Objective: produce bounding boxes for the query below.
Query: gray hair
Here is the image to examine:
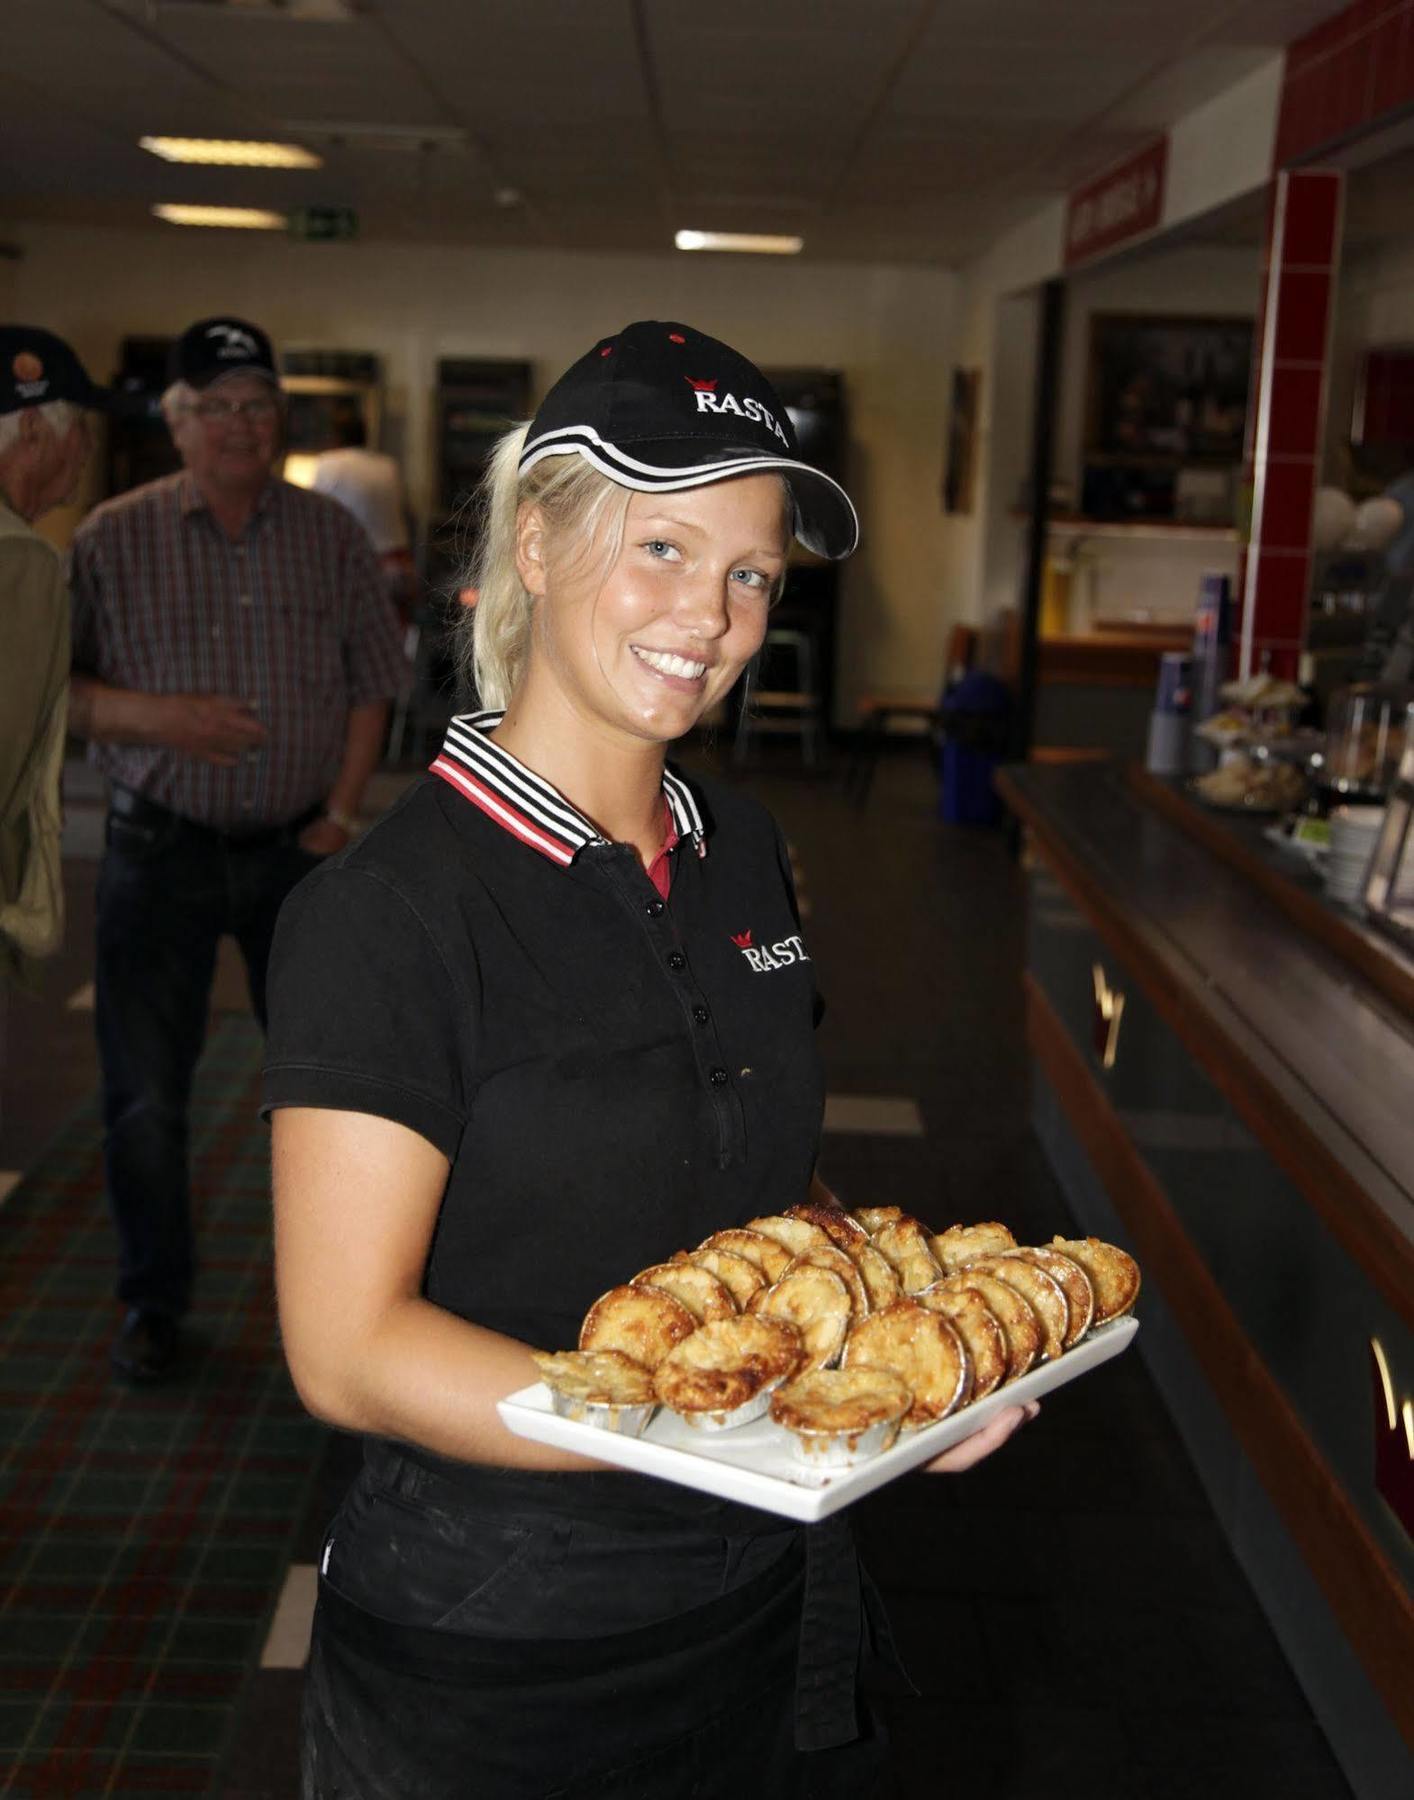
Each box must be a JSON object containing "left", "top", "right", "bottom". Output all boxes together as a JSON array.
[{"left": 0, "top": 398, "right": 81, "bottom": 458}]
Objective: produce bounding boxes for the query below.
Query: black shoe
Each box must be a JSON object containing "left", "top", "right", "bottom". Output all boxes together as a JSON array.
[{"left": 111, "top": 1308, "right": 182, "bottom": 1384}]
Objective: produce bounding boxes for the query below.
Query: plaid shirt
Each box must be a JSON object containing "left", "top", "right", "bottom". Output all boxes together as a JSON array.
[{"left": 70, "top": 472, "right": 405, "bottom": 829}]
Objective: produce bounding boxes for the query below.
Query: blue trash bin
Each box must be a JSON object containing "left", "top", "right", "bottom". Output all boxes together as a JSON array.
[{"left": 939, "top": 672, "right": 1010, "bottom": 825}]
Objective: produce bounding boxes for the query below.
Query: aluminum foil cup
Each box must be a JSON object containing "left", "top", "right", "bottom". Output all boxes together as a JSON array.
[
  {"left": 547, "top": 1387, "right": 656, "bottom": 1437},
  {"left": 782, "top": 1410, "right": 905, "bottom": 1484},
  {"left": 672, "top": 1374, "right": 788, "bottom": 1433}
]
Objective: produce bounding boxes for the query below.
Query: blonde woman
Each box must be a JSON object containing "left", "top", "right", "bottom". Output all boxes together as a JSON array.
[{"left": 264, "top": 323, "right": 1033, "bottom": 1798}]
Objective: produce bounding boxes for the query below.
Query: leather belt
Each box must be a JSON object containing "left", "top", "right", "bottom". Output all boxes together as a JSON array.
[{"left": 109, "top": 784, "right": 321, "bottom": 851}]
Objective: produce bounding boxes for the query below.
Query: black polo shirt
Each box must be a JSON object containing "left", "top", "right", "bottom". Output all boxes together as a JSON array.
[{"left": 261, "top": 713, "right": 824, "bottom": 1351}]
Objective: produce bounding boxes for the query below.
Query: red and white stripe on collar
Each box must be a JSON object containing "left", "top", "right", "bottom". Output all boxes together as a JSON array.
[{"left": 430, "top": 710, "right": 707, "bottom": 868}]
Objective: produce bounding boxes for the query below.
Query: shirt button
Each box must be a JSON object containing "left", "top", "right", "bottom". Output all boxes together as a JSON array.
[
  {"left": 709, "top": 1066, "right": 729, "bottom": 1087},
  {"left": 211, "top": 625, "right": 221, "bottom": 638},
  {"left": 645, "top": 899, "right": 665, "bottom": 917},
  {"left": 692, "top": 1004, "right": 709, "bottom": 1025},
  {"left": 238, "top": 593, "right": 253, "bottom": 607},
  {"left": 667, "top": 951, "right": 687, "bottom": 972}
]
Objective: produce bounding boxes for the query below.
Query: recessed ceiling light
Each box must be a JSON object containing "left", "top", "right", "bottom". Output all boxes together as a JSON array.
[
  {"left": 675, "top": 230, "right": 803, "bottom": 255},
  {"left": 152, "top": 204, "right": 288, "bottom": 230},
  {"left": 141, "top": 137, "right": 321, "bottom": 169}
]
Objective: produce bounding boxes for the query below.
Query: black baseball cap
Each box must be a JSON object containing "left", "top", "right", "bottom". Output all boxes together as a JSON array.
[
  {"left": 520, "top": 321, "right": 858, "bottom": 559},
  {"left": 168, "top": 316, "right": 278, "bottom": 390},
  {"left": 0, "top": 326, "right": 109, "bottom": 417}
]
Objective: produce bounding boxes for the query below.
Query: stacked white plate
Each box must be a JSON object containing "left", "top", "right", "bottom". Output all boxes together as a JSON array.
[{"left": 1324, "top": 805, "right": 1385, "bottom": 905}]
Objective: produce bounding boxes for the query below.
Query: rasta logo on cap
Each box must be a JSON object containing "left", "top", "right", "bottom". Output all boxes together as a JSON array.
[{"left": 12, "top": 352, "right": 44, "bottom": 384}]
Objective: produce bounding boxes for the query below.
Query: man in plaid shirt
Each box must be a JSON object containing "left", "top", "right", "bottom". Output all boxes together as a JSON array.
[{"left": 69, "top": 316, "right": 405, "bottom": 1384}]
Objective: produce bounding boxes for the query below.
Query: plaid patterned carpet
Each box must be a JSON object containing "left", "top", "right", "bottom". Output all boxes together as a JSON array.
[{"left": 0, "top": 1018, "right": 324, "bottom": 1799}]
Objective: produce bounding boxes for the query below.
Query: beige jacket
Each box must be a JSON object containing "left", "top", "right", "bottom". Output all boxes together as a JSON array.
[{"left": 0, "top": 498, "right": 69, "bottom": 989}]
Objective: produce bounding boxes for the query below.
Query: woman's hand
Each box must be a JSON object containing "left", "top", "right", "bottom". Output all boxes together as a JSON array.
[{"left": 920, "top": 1400, "right": 1039, "bottom": 1473}]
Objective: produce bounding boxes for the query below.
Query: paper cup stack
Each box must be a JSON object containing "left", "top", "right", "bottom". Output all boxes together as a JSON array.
[{"left": 1323, "top": 806, "right": 1384, "bottom": 906}]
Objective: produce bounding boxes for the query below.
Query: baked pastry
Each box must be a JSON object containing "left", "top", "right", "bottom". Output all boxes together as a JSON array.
[
  {"left": 687, "top": 1245, "right": 767, "bottom": 1308},
  {"left": 785, "top": 1201, "right": 872, "bottom": 1251},
  {"left": 749, "top": 1262, "right": 852, "bottom": 1371},
  {"left": 844, "top": 1238, "right": 902, "bottom": 1310},
  {"left": 530, "top": 1349, "right": 657, "bottom": 1433},
  {"left": 928, "top": 1221, "right": 1017, "bottom": 1271},
  {"left": 653, "top": 1315, "right": 802, "bottom": 1427},
  {"left": 697, "top": 1227, "right": 793, "bottom": 1283},
  {"left": 1048, "top": 1235, "right": 1141, "bottom": 1324},
  {"left": 962, "top": 1256, "right": 1067, "bottom": 1361},
  {"left": 1005, "top": 1247, "right": 1094, "bottom": 1347},
  {"left": 579, "top": 1283, "right": 697, "bottom": 1369},
  {"left": 745, "top": 1213, "right": 838, "bottom": 1260},
  {"left": 842, "top": 1299, "right": 968, "bottom": 1426},
  {"left": 770, "top": 1367, "right": 911, "bottom": 1473},
  {"left": 849, "top": 1205, "right": 905, "bottom": 1235},
  {"left": 933, "top": 1270, "right": 1040, "bottom": 1383},
  {"left": 915, "top": 1284, "right": 1007, "bottom": 1400},
  {"left": 871, "top": 1218, "right": 943, "bottom": 1294},
  {"left": 794, "top": 1241, "right": 870, "bottom": 1320},
  {"left": 631, "top": 1260, "right": 736, "bottom": 1322}
]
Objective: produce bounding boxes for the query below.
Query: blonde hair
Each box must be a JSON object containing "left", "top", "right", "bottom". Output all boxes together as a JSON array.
[{"left": 460, "top": 426, "right": 635, "bottom": 710}]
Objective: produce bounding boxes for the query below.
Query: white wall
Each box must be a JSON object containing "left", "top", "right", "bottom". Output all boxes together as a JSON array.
[{"left": 2, "top": 221, "right": 958, "bottom": 723}]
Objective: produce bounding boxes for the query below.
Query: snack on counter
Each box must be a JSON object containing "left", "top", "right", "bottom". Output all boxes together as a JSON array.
[
  {"left": 579, "top": 1283, "right": 697, "bottom": 1369},
  {"left": 530, "top": 1349, "right": 658, "bottom": 1436},
  {"left": 1193, "top": 754, "right": 1307, "bottom": 813},
  {"left": 652, "top": 1315, "right": 802, "bottom": 1429},
  {"left": 770, "top": 1367, "right": 912, "bottom": 1475},
  {"left": 534, "top": 1204, "right": 1141, "bottom": 1471}
]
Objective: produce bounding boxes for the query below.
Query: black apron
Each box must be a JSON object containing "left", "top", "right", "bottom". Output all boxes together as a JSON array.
[{"left": 303, "top": 1440, "right": 909, "bottom": 1798}]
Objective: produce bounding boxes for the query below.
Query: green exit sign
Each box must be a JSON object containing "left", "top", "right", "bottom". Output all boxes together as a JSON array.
[{"left": 288, "top": 205, "right": 358, "bottom": 242}]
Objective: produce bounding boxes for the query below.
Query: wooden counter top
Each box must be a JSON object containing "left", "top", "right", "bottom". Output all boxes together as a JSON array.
[{"left": 997, "top": 761, "right": 1414, "bottom": 1324}]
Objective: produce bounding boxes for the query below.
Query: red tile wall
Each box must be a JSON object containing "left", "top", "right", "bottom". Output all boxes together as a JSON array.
[
  {"left": 1240, "top": 170, "right": 1344, "bottom": 681},
  {"left": 1276, "top": 0, "right": 1414, "bottom": 166}
]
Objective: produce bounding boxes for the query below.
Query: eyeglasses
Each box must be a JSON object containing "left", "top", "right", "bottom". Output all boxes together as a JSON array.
[{"left": 189, "top": 395, "right": 280, "bottom": 423}]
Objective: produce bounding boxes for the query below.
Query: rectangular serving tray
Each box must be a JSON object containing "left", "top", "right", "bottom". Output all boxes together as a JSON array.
[{"left": 499, "top": 1314, "right": 1138, "bottom": 1523}]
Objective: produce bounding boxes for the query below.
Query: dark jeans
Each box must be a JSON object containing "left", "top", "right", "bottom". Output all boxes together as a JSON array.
[{"left": 95, "top": 795, "right": 321, "bottom": 1318}]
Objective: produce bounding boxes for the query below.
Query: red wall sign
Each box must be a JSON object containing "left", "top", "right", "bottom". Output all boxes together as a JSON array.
[{"left": 1064, "top": 137, "right": 1168, "bottom": 268}]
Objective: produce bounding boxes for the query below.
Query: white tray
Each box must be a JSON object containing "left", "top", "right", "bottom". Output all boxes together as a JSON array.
[{"left": 498, "top": 1315, "right": 1138, "bottom": 1523}]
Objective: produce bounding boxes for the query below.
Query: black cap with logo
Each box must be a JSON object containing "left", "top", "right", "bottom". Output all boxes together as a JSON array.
[
  {"left": 167, "top": 316, "right": 278, "bottom": 390},
  {"left": 0, "top": 326, "right": 109, "bottom": 417},
  {"left": 520, "top": 321, "right": 858, "bottom": 559}
]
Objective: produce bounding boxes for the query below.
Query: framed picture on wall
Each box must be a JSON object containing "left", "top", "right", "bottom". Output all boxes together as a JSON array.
[
  {"left": 1085, "top": 313, "right": 1252, "bottom": 465},
  {"left": 944, "top": 366, "right": 981, "bottom": 514}
]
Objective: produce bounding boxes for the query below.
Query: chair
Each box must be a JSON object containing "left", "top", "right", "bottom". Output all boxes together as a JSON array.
[
  {"left": 732, "top": 626, "right": 825, "bottom": 770},
  {"left": 848, "top": 622, "right": 977, "bottom": 802}
]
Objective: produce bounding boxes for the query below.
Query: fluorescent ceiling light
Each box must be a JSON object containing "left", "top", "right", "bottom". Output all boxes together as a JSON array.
[
  {"left": 152, "top": 204, "right": 288, "bottom": 230},
  {"left": 675, "top": 230, "right": 803, "bottom": 255},
  {"left": 141, "top": 136, "right": 321, "bottom": 169}
]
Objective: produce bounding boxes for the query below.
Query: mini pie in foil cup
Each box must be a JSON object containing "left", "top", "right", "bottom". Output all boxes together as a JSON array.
[
  {"left": 770, "top": 1367, "right": 911, "bottom": 1480},
  {"left": 531, "top": 1349, "right": 657, "bottom": 1437}
]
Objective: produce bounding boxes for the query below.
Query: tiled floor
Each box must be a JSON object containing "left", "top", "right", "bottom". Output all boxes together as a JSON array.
[{"left": 1, "top": 748, "right": 1360, "bottom": 1800}]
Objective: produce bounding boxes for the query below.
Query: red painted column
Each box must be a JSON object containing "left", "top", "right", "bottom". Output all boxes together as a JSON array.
[{"left": 1240, "top": 168, "right": 1343, "bottom": 681}]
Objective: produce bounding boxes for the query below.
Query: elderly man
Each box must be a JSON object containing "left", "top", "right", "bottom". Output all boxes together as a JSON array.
[
  {"left": 69, "top": 316, "right": 405, "bottom": 1383},
  {"left": 0, "top": 326, "right": 104, "bottom": 992}
]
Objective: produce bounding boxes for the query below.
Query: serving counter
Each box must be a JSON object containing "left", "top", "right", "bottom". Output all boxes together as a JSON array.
[{"left": 996, "top": 760, "right": 1414, "bottom": 1800}]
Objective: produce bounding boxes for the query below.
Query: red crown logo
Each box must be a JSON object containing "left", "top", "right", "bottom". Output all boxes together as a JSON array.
[
  {"left": 686, "top": 377, "right": 718, "bottom": 392},
  {"left": 730, "top": 930, "right": 752, "bottom": 949}
]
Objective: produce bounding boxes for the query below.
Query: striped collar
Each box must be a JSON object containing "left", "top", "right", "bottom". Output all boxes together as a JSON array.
[{"left": 430, "top": 710, "right": 707, "bottom": 870}]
